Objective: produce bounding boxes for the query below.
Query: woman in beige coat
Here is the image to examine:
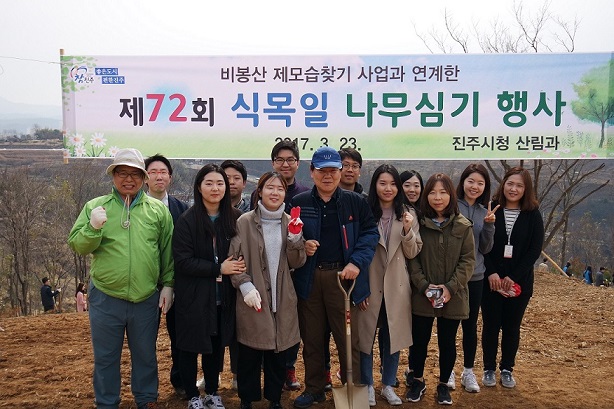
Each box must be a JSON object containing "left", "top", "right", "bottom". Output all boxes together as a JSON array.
[
  {"left": 357, "top": 164, "right": 422, "bottom": 406},
  {"left": 228, "top": 172, "right": 307, "bottom": 409}
]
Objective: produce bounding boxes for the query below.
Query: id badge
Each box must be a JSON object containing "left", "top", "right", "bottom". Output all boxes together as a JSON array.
[{"left": 504, "top": 245, "right": 514, "bottom": 258}]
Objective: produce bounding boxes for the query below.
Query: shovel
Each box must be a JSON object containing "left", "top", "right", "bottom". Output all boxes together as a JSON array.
[{"left": 332, "top": 272, "right": 369, "bottom": 409}]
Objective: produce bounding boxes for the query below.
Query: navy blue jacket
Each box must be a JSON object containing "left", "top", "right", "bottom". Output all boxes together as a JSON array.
[
  {"left": 168, "top": 195, "right": 189, "bottom": 224},
  {"left": 290, "top": 186, "right": 379, "bottom": 304}
]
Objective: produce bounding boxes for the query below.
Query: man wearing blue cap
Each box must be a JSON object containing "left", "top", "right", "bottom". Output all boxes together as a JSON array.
[{"left": 290, "top": 147, "right": 379, "bottom": 408}]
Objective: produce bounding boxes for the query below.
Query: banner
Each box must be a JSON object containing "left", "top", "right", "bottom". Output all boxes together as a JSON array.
[{"left": 61, "top": 53, "right": 613, "bottom": 159}]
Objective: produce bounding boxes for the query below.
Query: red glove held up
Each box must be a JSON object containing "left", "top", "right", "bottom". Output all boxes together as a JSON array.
[{"left": 289, "top": 206, "right": 303, "bottom": 234}]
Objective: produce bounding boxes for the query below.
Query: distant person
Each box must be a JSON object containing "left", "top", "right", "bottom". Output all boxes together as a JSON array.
[
  {"left": 562, "top": 261, "right": 572, "bottom": 277},
  {"left": 145, "top": 153, "right": 190, "bottom": 398},
  {"left": 583, "top": 266, "right": 594, "bottom": 285},
  {"left": 68, "top": 148, "right": 175, "bottom": 409},
  {"left": 537, "top": 258, "right": 549, "bottom": 273},
  {"left": 40, "top": 277, "right": 60, "bottom": 313},
  {"left": 594, "top": 267, "right": 605, "bottom": 287},
  {"left": 75, "top": 282, "right": 87, "bottom": 313}
]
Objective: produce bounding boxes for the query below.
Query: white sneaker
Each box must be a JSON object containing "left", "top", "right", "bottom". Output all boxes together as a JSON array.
[
  {"left": 381, "top": 385, "right": 402, "bottom": 406},
  {"left": 368, "top": 385, "right": 376, "bottom": 406},
  {"left": 202, "top": 394, "right": 225, "bottom": 409},
  {"left": 446, "top": 371, "right": 456, "bottom": 390},
  {"left": 461, "top": 370, "right": 481, "bottom": 393},
  {"left": 188, "top": 396, "right": 204, "bottom": 409}
]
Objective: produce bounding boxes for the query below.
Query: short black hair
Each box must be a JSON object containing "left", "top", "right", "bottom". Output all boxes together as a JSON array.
[
  {"left": 271, "top": 140, "right": 300, "bottom": 161},
  {"left": 42, "top": 277, "right": 49, "bottom": 284},
  {"left": 338, "top": 148, "right": 362, "bottom": 166},
  {"left": 220, "top": 160, "right": 247, "bottom": 181},
  {"left": 145, "top": 154, "right": 173, "bottom": 175}
]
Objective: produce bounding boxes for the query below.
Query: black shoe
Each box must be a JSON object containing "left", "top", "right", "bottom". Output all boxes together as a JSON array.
[
  {"left": 269, "top": 401, "right": 283, "bottom": 409},
  {"left": 405, "top": 370, "right": 414, "bottom": 387},
  {"left": 240, "top": 401, "right": 253, "bottom": 409},
  {"left": 405, "top": 378, "right": 426, "bottom": 402},
  {"left": 294, "top": 391, "right": 326, "bottom": 408},
  {"left": 437, "top": 383, "right": 452, "bottom": 405},
  {"left": 173, "top": 386, "right": 187, "bottom": 399}
]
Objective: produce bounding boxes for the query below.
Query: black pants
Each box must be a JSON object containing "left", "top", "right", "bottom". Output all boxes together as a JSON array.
[
  {"left": 481, "top": 285, "right": 530, "bottom": 372},
  {"left": 178, "top": 321, "right": 223, "bottom": 399},
  {"left": 165, "top": 303, "right": 183, "bottom": 389},
  {"left": 238, "top": 342, "right": 285, "bottom": 403},
  {"left": 461, "top": 279, "right": 483, "bottom": 369},
  {"left": 410, "top": 314, "right": 460, "bottom": 383}
]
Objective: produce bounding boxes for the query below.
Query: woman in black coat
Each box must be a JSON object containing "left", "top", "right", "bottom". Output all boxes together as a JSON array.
[
  {"left": 482, "top": 167, "right": 544, "bottom": 390},
  {"left": 173, "top": 164, "right": 245, "bottom": 409}
]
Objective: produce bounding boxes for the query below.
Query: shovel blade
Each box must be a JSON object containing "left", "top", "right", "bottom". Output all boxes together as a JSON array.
[{"left": 332, "top": 384, "right": 370, "bottom": 409}]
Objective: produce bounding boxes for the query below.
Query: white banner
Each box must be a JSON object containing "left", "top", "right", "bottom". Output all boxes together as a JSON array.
[{"left": 61, "top": 53, "right": 613, "bottom": 159}]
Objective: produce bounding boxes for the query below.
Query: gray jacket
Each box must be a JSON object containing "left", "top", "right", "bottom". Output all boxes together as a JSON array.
[{"left": 458, "top": 199, "right": 495, "bottom": 282}]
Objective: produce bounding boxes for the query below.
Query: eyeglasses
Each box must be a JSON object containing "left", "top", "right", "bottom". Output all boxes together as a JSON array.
[
  {"left": 115, "top": 170, "right": 144, "bottom": 180},
  {"left": 342, "top": 163, "right": 361, "bottom": 170},
  {"left": 273, "top": 157, "right": 297, "bottom": 166},
  {"left": 147, "top": 170, "right": 169, "bottom": 176}
]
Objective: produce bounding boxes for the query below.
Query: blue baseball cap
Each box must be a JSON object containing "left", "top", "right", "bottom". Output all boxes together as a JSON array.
[{"left": 311, "top": 146, "right": 342, "bottom": 169}]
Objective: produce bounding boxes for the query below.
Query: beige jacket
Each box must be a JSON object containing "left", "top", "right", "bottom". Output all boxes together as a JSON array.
[
  {"left": 229, "top": 208, "right": 306, "bottom": 352},
  {"left": 357, "top": 207, "right": 422, "bottom": 354}
]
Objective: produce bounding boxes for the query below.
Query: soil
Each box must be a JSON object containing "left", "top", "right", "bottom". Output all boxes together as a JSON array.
[{"left": 1, "top": 270, "right": 613, "bottom": 409}]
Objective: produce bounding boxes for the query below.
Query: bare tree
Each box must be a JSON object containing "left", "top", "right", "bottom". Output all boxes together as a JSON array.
[
  {"left": 413, "top": 0, "right": 579, "bottom": 54},
  {"left": 414, "top": 1, "right": 609, "bottom": 263},
  {"left": 0, "top": 167, "right": 50, "bottom": 315}
]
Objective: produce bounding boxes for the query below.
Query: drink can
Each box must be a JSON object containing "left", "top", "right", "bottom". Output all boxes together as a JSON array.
[{"left": 426, "top": 288, "right": 444, "bottom": 308}]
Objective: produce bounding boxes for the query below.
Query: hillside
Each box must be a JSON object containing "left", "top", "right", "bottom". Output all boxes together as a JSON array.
[{"left": 0, "top": 270, "right": 613, "bottom": 408}]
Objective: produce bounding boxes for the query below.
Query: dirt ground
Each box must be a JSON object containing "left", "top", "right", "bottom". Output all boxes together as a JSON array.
[{"left": 1, "top": 269, "right": 613, "bottom": 409}]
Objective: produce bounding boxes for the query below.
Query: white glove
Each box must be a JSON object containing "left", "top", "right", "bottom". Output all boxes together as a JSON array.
[
  {"left": 90, "top": 206, "right": 107, "bottom": 229},
  {"left": 243, "top": 288, "right": 262, "bottom": 312},
  {"left": 159, "top": 286, "right": 174, "bottom": 314},
  {"left": 56, "top": 288, "right": 61, "bottom": 293}
]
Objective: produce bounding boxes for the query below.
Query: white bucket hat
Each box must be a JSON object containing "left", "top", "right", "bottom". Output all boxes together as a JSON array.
[{"left": 106, "top": 148, "right": 148, "bottom": 179}]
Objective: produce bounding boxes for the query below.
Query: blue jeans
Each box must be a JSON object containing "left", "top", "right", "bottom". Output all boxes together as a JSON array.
[
  {"left": 89, "top": 284, "right": 159, "bottom": 408},
  {"left": 360, "top": 307, "right": 399, "bottom": 387}
]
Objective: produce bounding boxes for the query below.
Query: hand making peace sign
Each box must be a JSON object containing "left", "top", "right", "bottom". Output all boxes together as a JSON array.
[{"left": 484, "top": 200, "right": 500, "bottom": 224}]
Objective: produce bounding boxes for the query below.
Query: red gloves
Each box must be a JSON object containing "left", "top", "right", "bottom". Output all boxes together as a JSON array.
[
  {"left": 497, "top": 282, "right": 522, "bottom": 298},
  {"left": 288, "top": 206, "right": 303, "bottom": 234}
]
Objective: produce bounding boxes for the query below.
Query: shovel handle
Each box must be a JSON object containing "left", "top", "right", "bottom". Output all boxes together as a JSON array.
[{"left": 336, "top": 271, "right": 356, "bottom": 299}]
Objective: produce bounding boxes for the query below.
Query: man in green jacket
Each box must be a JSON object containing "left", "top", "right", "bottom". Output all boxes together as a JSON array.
[{"left": 68, "top": 148, "right": 174, "bottom": 409}]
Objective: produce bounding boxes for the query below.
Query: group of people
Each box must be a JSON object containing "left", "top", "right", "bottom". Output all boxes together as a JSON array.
[
  {"left": 67, "top": 142, "right": 545, "bottom": 409},
  {"left": 583, "top": 266, "right": 607, "bottom": 286}
]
